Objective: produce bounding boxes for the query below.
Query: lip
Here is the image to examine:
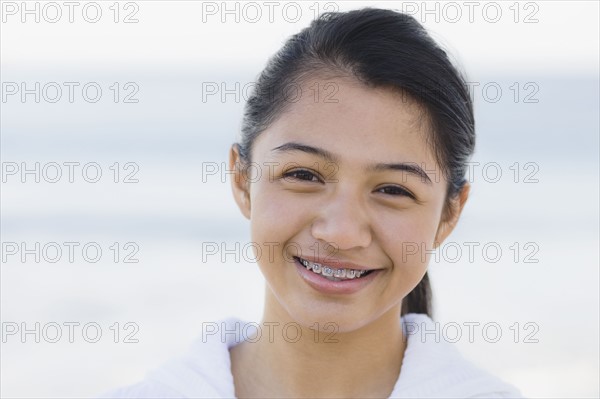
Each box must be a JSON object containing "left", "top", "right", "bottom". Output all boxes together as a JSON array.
[
  {"left": 296, "top": 255, "right": 379, "bottom": 271},
  {"left": 293, "top": 257, "right": 382, "bottom": 295}
]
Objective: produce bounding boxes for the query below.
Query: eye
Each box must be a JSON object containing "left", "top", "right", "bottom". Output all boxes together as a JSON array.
[
  {"left": 376, "top": 185, "right": 416, "bottom": 199},
  {"left": 282, "top": 169, "right": 323, "bottom": 183}
]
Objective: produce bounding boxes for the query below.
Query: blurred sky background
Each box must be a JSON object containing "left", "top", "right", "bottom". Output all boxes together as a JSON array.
[{"left": 1, "top": 1, "right": 599, "bottom": 397}]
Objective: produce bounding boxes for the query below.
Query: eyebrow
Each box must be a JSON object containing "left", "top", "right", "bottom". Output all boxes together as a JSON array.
[{"left": 271, "top": 142, "right": 433, "bottom": 185}]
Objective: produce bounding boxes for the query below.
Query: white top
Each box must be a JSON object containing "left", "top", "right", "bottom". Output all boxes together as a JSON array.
[{"left": 98, "top": 313, "right": 524, "bottom": 398}]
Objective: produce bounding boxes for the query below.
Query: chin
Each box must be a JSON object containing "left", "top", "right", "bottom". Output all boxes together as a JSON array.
[{"left": 284, "top": 299, "right": 382, "bottom": 335}]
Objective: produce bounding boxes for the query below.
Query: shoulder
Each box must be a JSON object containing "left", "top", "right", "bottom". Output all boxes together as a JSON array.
[
  {"left": 95, "top": 317, "right": 250, "bottom": 399},
  {"left": 390, "top": 313, "right": 525, "bottom": 398}
]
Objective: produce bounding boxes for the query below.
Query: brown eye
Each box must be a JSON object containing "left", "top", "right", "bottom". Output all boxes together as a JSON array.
[
  {"left": 377, "top": 185, "right": 415, "bottom": 199},
  {"left": 283, "top": 169, "right": 323, "bottom": 183}
]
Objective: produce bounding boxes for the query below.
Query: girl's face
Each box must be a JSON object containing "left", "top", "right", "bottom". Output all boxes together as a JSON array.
[{"left": 231, "top": 77, "right": 467, "bottom": 332}]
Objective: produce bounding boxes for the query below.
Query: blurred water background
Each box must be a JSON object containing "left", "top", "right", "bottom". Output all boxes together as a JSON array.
[{"left": 1, "top": 1, "right": 598, "bottom": 397}]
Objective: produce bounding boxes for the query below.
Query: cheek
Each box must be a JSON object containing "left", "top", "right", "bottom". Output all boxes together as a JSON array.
[
  {"left": 248, "top": 181, "right": 314, "bottom": 258},
  {"left": 375, "top": 206, "right": 442, "bottom": 277}
]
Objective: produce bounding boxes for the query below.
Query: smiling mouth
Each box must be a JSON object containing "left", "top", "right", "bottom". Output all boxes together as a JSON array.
[{"left": 293, "top": 256, "right": 375, "bottom": 282}]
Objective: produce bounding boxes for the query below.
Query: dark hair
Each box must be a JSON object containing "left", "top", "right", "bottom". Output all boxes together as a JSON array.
[{"left": 237, "top": 8, "right": 475, "bottom": 318}]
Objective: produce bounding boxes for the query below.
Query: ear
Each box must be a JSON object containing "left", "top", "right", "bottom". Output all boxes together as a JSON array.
[
  {"left": 229, "top": 144, "right": 251, "bottom": 220},
  {"left": 433, "top": 182, "right": 470, "bottom": 248}
]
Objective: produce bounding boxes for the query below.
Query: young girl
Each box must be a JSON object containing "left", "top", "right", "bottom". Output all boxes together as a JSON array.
[{"left": 101, "top": 7, "right": 523, "bottom": 398}]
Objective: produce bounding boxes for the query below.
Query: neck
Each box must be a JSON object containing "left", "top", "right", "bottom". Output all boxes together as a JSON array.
[{"left": 230, "top": 293, "right": 407, "bottom": 398}]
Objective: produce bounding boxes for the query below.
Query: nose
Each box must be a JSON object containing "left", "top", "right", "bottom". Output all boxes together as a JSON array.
[{"left": 310, "top": 189, "right": 373, "bottom": 251}]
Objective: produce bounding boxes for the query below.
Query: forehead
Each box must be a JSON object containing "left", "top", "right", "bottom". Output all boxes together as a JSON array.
[{"left": 255, "top": 77, "right": 438, "bottom": 169}]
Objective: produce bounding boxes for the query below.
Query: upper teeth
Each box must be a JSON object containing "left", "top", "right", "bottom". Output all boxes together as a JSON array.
[{"left": 298, "top": 258, "right": 369, "bottom": 280}]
